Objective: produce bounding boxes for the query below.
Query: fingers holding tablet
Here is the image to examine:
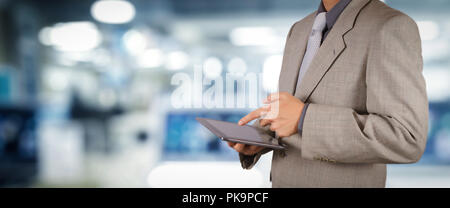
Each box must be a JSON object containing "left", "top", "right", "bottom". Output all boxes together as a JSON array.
[
  {"left": 227, "top": 142, "right": 265, "bottom": 156},
  {"left": 227, "top": 141, "right": 236, "bottom": 148}
]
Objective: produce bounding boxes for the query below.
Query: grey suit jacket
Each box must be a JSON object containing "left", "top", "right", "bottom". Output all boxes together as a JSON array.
[{"left": 240, "top": 0, "right": 428, "bottom": 188}]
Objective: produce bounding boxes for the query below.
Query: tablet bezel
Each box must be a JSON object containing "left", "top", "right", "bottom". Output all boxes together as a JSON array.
[{"left": 196, "top": 117, "right": 286, "bottom": 150}]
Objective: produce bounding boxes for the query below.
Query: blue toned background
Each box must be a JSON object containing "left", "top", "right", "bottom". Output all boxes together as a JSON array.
[
  {"left": 0, "top": 0, "right": 449, "bottom": 187},
  {"left": 163, "top": 112, "right": 246, "bottom": 161}
]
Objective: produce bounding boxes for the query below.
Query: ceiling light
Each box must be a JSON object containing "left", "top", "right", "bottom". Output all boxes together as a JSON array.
[
  {"left": 203, "top": 57, "right": 223, "bottom": 79},
  {"left": 49, "top": 22, "right": 102, "bottom": 52},
  {"left": 38, "top": 27, "right": 53, "bottom": 46},
  {"left": 123, "top": 29, "right": 148, "bottom": 55},
  {"left": 165, "top": 51, "right": 189, "bottom": 71},
  {"left": 91, "top": 0, "right": 136, "bottom": 24}
]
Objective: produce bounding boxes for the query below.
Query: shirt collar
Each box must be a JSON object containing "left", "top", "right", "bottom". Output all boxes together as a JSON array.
[{"left": 318, "top": 0, "right": 352, "bottom": 30}]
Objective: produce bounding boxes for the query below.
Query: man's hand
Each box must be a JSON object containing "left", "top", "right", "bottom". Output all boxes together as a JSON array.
[
  {"left": 239, "top": 92, "right": 305, "bottom": 138},
  {"left": 227, "top": 142, "right": 265, "bottom": 156}
]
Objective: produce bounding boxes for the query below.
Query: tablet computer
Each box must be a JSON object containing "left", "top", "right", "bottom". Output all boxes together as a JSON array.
[{"left": 196, "top": 117, "right": 285, "bottom": 150}]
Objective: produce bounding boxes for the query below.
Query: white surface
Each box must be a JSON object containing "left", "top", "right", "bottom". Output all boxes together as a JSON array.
[
  {"left": 148, "top": 162, "right": 450, "bottom": 188},
  {"left": 38, "top": 121, "right": 84, "bottom": 184},
  {"left": 147, "top": 161, "right": 265, "bottom": 188},
  {"left": 387, "top": 165, "right": 450, "bottom": 188}
]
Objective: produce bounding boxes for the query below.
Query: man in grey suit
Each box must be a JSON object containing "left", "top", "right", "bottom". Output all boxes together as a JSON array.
[{"left": 227, "top": 0, "right": 428, "bottom": 187}]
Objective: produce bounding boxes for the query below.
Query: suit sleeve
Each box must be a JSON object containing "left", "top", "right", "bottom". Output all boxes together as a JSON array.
[{"left": 300, "top": 14, "right": 428, "bottom": 164}]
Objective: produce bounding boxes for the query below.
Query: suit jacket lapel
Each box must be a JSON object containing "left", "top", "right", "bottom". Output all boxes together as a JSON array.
[
  {"left": 278, "top": 13, "right": 316, "bottom": 95},
  {"left": 294, "top": 0, "right": 371, "bottom": 102}
]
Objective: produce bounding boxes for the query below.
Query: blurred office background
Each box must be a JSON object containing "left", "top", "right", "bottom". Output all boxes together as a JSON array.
[{"left": 0, "top": 0, "right": 449, "bottom": 188}]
